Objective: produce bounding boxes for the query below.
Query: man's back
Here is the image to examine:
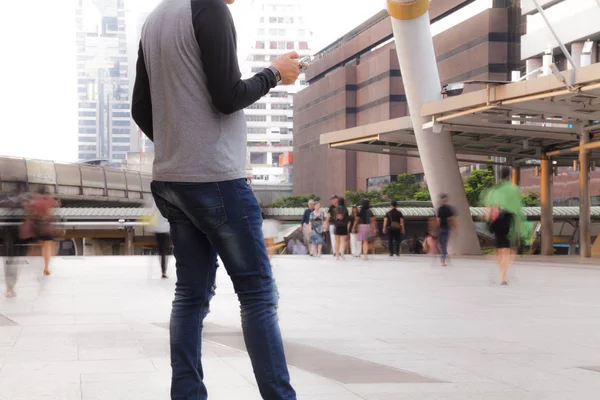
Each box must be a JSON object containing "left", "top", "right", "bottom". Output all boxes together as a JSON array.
[{"left": 139, "top": 0, "right": 247, "bottom": 183}]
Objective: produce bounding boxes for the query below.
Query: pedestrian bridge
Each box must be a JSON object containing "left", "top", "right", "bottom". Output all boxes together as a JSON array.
[{"left": 0, "top": 156, "right": 291, "bottom": 207}]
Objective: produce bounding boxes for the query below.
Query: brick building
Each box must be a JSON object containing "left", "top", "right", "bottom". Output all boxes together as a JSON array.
[{"left": 293, "top": 1, "right": 522, "bottom": 199}]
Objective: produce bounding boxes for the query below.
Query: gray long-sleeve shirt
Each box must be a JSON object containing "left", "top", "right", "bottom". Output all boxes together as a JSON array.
[{"left": 132, "top": 0, "right": 278, "bottom": 183}]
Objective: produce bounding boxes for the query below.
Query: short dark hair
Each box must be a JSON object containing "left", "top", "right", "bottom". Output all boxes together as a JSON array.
[
  {"left": 390, "top": 200, "right": 398, "bottom": 208},
  {"left": 501, "top": 167, "right": 511, "bottom": 181},
  {"left": 440, "top": 193, "right": 448, "bottom": 201}
]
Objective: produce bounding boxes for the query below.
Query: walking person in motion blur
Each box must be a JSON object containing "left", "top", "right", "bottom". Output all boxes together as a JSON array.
[
  {"left": 21, "top": 187, "right": 59, "bottom": 276},
  {"left": 348, "top": 205, "right": 361, "bottom": 257},
  {"left": 132, "top": 0, "right": 300, "bottom": 398},
  {"left": 147, "top": 200, "right": 171, "bottom": 279},
  {"left": 1, "top": 193, "right": 27, "bottom": 297},
  {"left": 436, "top": 194, "right": 456, "bottom": 267},
  {"left": 482, "top": 168, "right": 524, "bottom": 286}
]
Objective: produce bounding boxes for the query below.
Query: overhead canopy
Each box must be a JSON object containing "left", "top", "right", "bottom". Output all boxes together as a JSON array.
[{"left": 321, "top": 63, "right": 600, "bottom": 165}]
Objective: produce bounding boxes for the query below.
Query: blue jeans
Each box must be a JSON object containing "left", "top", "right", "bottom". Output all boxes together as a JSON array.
[
  {"left": 439, "top": 227, "right": 450, "bottom": 263},
  {"left": 151, "top": 179, "right": 296, "bottom": 400}
]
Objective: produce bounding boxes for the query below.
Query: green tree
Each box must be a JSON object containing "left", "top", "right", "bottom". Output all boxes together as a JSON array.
[
  {"left": 344, "top": 189, "right": 383, "bottom": 206},
  {"left": 269, "top": 194, "right": 320, "bottom": 208},
  {"left": 381, "top": 173, "right": 422, "bottom": 201},
  {"left": 463, "top": 168, "right": 496, "bottom": 206},
  {"left": 522, "top": 192, "right": 540, "bottom": 207},
  {"left": 414, "top": 186, "right": 431, "bottom": 201}
]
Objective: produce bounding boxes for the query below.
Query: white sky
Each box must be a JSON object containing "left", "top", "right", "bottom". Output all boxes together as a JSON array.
[{"left": 0, "top": 0, "right": 385, "bottom": 163}]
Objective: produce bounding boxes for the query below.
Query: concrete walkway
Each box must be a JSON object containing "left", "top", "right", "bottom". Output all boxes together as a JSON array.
[{"left": 0, "top": 255, "right": 598, "bottom": 399}]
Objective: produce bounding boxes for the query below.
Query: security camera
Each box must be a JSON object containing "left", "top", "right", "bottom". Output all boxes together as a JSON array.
[{"left": 441, "top": 82, "right": 464, "bottom": 97}]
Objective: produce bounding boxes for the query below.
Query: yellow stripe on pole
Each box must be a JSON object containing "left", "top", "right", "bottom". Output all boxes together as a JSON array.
[{"left": 387, "top": 0, "right": 429, "bottom": 20}]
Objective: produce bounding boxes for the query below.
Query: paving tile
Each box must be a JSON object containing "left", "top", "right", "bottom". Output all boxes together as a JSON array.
[{"left": 0, "top": 255, "right": 598, "bottom": 399}]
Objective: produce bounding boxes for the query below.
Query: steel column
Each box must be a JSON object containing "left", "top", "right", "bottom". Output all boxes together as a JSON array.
[
  {"left": 125, "top": 227, "right": 135, "bottom": 256},
  {"left": 579, "top": 130, "right": 591, "bottom": 258},
  {"left": 387, "top": 0, "right": 480, "bottom": 254},
  {"left": 511, "top": 166, "right": 520, "bottom": 186},
  {"left": 540, "top": 155, "right": 554, "bottom": 256}
]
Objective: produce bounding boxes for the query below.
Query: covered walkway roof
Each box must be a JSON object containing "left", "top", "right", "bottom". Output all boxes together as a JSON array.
[{"left": 321, "top": 63, "right": 600, "bottom": 166}]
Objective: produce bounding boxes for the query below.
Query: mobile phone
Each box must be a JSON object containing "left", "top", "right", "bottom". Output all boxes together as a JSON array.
[{"left": 299, "top": 56, "right": 311, "bottom": 70}]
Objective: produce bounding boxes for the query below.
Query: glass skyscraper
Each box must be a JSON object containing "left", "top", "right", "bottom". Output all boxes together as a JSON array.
[{"left": 75, "top": 0, "right": 131, "bottom": 166}]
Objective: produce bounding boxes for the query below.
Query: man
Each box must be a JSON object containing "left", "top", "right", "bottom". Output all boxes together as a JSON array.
[
  {"left": 383, "top": 200, "right": 405, "bottom": 257},
  {"left": 132, "top": 0, "right": 300, "bottom": 398},
  {"left": 300, "top": 199, "right": 315, "bottom": 253},
  {"left": 325, "top": 195, "right": 339, "bottom": 256},
  {"left": 436, "top": 194, "right": 456, "bottom": 267}
]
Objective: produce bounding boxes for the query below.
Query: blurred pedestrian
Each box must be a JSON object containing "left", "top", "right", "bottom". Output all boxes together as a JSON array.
[
  {"left": 482, "top": 168, "right": 523, "bottom": 285},
  {"left": 354, "top": 199, "right": 376, "bottom": 260},
  {"left": 383, "top": 200, "right": 405, "bottom": 257},
  {"left": 300, "top": 199, "right": 315, "bottom": 251},
  {"left": 325, "top": 195, "right": 339, "bottom": 256},
  {"left": 333, "top": 198, "right": 349, "bottom": 260},
  {"left": 423, "top": 230, "right": 440, "bottom": 256},
  {"left": 348, "top": 205, "right": 361, "bottom": 257},
  {"left": 409, "top": 234, "right": 423, "bottom": 255},
  {"left": 147, "top": 199, "right": 170, "bottom": 279},
  {"left": 436, "top": 194, "right": 456, "bottom": 267},
  {"left": 21, "top": 187, "right": 59, "bottom": 276},
  {"left": 309, "top": 202, "right": 326, "bottom": 257},
  {"left": 1, "top": 193, "right": 27, "bottom": 297}
]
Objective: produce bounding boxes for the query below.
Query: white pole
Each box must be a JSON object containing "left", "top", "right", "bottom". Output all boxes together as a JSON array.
[{"left": 387, "top": 0, "right": 480, "bottom": 254}]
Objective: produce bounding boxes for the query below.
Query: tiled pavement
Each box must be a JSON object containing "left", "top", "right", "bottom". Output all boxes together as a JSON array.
[{"left": 0, "top": 255, "right": 599, "bottom": 399}]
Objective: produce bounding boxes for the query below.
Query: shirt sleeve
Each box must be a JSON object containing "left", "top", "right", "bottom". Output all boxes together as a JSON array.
[
  {"left": 132, "top": 42, "right": 153, "bottom": 141},
  {"left": 192, "top": 0, "right": 277, "bottom": 115}
]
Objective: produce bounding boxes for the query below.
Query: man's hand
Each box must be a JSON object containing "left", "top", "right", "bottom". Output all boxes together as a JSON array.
[{"left": 271, "top": 52, "right": 301, "bottom": 85}]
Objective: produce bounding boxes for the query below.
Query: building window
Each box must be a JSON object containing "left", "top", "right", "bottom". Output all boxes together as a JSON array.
[
  {"left": 79, "top": 153, "right": 96, "bottom": 160},
  {"left": 112, "top": 145, "right": 130, "bottom": 152},
  {"left": 247, "top": 103, "right": 266, "bottom": 110},
  {"left": 269, "top": 17, "right": 277, "bottom": 23},
  {"left": 260, "top": 17, "right": 264, "bottom": 23},
  {"left": 113, "top": 137, "right": 130, "bottom": 143},
  {"left": 250, "top": 153, "right": 267, "bottom": 164},
  {"left": 79, "top": 136, "right": 96, "bottom": 142},
  {"left": 286, "top": 41, "right": 295, "bottom": 50},
  {"left": 112, "top": 153, "right": 126, "bottom": 160},
  {"left": 277, "top": 41, "right": 286, "bottom": 50},
  {"left": 300, "top": 80, "right": 307, "bottom": 86},
  {"left": 79, "top": 120, "right": 96, "bottom": 126},
  {"left": 299, "top": 41, "right": 309, "bottom": 50},
  {"left": 271, "top": 103, "right": 291, "bottom": 110},
  {"left": 269, "top": 41, "right": 277, "bottom": 49},
  {"left": 79, "top": 102, "right": 97, "bottom": 109},
  {"left": 257, "top": 28, "right": 265, "bottom": 35},
  {"left": 251, "top": 67, "right": 264, "bottom": 73},
  {"left": 271, "top": 116, "right": 288, "bottom": 122},
  {"left": 278, "top": 17, "right": 284, "bottom": 23},
  {"left": 79, "top": 111, "right": 96, "bottom": 117},
  {"left": 113, "top": 111, "right": 130, "bottom": 118},
  {"left": 79, "top": 145, "right": 96, "bottom": 151},
  {"left": 248, "top": 127, "right": 267, "bottom": 134},
  {"left": 270, "top": 91, "right": 287, "bottom": 98},
  {"left": 272, "top": 153, "right": 283, "bottom": 166},
  {"left": 246, "top": 115, "right": 267, "bottom": 122},
  {"left": 269, "top": 28, "right": 277, "bottom": 36},
  {"left": 255, "top": 41, "right": 265, "bottom": 49},
  {"left": 270, "top": 55, "right": 278, "bottom": 61},
  {"left": 249, "top": 54, "right": 266, "bottom": 61},
  {"left": 113, "top": 129, "right": 130, "bottom": 134},
  {"left": 112, "top": 120, "right": 130, "bottom": 127}
]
